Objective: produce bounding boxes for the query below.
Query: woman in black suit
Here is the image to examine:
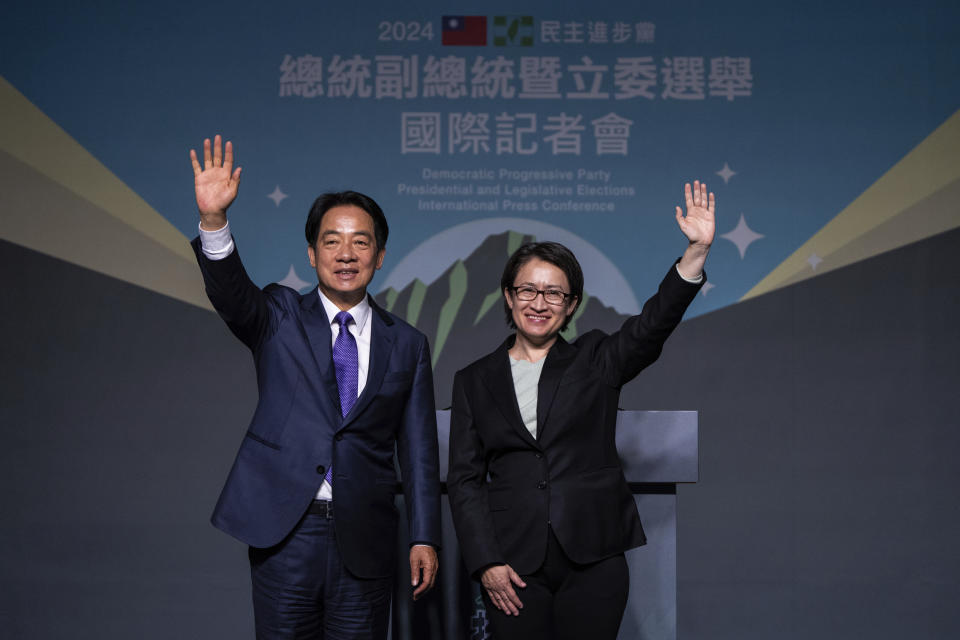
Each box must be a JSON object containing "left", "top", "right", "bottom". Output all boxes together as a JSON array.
[{"left": 447, "top": 181, "right": 715, "bottom": 640}]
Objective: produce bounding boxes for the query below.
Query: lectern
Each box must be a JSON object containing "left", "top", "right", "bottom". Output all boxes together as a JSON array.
[{"left": 391, "top": 410, "right": 699, "bottom": 640}]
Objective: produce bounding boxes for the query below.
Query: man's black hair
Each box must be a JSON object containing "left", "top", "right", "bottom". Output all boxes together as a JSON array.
[{"left": 305, "top": 191, "right": 389, "bottom": 251}]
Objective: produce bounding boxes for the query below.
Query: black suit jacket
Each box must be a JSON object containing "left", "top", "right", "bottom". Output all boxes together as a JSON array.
[
  {"left": 447, "top": 262, "right": 702, "bottom": 577},
  {"left": 193, "top": 238, "right": 441, "bottom": 578}
]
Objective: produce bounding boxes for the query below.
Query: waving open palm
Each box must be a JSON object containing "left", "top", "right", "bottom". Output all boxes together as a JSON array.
[
  {"left": 675, "top": 180, "right": 715, "bottom": 247},
  {"left": 674, "top": 180, "right": 715, "bottom": 279},
  {"left": 190, "top": 134, "right": 241, "bottom": 229}
]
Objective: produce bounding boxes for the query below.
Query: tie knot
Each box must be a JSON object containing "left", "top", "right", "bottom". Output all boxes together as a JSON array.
[{"left": 334, "top": 311, "right": 354, "bottom": 328}]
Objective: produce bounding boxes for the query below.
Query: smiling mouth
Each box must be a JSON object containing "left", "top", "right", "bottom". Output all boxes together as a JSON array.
[
  {"left": 525, "top": 313, "right": 551, "bottom": 322},
  {"left": 334, "top": 269, "right": 359, "bottom": 279}
]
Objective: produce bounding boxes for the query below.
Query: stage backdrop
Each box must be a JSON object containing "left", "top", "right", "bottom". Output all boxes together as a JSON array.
[{"left": 2, "top": 1, "right": 959, "bottom": 638}]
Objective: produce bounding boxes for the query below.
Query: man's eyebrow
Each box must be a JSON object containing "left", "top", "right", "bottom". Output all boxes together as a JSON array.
[{"left": 321, "top": 229, "right": 373, "bottom": 240}]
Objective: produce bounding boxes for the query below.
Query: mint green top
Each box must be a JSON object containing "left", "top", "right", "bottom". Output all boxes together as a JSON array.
[{"left": 509, "top": 355, "right": 546, "bottom": 438}]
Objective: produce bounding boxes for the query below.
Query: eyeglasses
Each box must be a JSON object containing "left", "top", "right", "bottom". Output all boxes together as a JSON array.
[{"left": 508, "top": 286, "right": 574, "bottom": 306}]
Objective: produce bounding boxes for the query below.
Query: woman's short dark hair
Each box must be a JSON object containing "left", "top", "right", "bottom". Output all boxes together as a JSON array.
[
  {"left": 304, "top": 191, "right": 389, "bottom": 251},
  {"left": 500, "top": 241, "right": 583, "bottom": 332}
]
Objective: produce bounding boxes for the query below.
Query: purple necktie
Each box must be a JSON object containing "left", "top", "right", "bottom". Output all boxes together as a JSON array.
[{"left": 327, "top": 311, "right": 358, "bottom": 486}]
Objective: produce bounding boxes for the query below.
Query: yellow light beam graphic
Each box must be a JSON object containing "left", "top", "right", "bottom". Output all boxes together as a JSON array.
[
  {"left": 0, "top": 149, "right": 212, "bottom": 310},
  {"left": 770, "top": 177, "right": 960, "bottom": 291},
  {"left": 743, "top": 109, "right": 960, "bottom": 300},
  {"left": 0, "top": 76, "right": 195, "bottom": 263}
]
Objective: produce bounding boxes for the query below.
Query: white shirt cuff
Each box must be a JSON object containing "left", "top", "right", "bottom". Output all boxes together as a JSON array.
[
  {"left": 198, "top": 221, "right": 235, "bottom": 260},
  {"left": 675, "top": 263, "right": 703, "bottom": 284}
]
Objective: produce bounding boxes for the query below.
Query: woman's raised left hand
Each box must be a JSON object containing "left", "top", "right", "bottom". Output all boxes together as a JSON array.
[{"left": 675, "top": 180, "right": 715, "bottom": 248}]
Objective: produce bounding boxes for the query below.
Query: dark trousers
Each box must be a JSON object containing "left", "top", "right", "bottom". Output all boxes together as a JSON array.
[
  {"left": 482, "top": 528, "right": 629, "bottom": 640},
  {"left": 248, "top": 501, "right": 392, "bottom": 640}
]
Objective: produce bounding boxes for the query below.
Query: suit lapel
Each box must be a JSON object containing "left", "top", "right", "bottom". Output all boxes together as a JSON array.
[
  {"left": 300, "top": 291, "right": 343, "bottom": 421},
  {"left": 536, "top": 336, "right": 577, "bottom": 443},
  {"left": 340, "top": 296, "right": 394, "bottom": 430},
  {"left": 479, "top": 337, "right": 539, "bottom": 448}
]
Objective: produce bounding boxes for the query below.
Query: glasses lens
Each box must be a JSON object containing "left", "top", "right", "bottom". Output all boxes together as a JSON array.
[
  {"left": 516, "top": 287, "right": 537, "bottom": 300},
  {"left": 543, "top": 291, "right": 565, "bottom": 304}
]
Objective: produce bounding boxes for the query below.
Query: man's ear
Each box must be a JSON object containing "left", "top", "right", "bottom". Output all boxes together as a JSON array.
[
  {"left": 307, "top": 244, "right": 317, "bottom": 268},
  {"left": 375, "top": 248, "right": 385, "bottom": 270}
]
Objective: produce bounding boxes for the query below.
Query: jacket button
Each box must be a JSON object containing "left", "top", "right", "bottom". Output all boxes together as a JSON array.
[
  {"left": 335, "top": 434, "right": 344, "bottom": 441},
  {"left": 535, "top": 453, "right": 542, "bottom": 459},
  {"left": 316, "top": 465, "right": 326, "bottom": 475},
  {"left": 537, "top": 480, "right": 547, "bottom": 490}
]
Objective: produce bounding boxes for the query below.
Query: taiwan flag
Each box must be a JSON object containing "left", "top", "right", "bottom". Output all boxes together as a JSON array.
[{"left": 442, "top": 16, "right": 487, "bottom": 45}]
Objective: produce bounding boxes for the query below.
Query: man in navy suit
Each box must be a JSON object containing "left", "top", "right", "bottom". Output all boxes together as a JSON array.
[{"left": 189, "top": 135, "right": 441, "bottom": 639}]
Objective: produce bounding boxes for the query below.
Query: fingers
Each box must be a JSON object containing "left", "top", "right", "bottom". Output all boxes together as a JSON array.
[
  {"left": 422, "top": 558, "right": 438, "bottom": 591},
  {"left": 189, "top": 149, "right": 201, "bottom": 178},
  {"left": 194, "top": 135, "right": 240, "bottom": 181},
  {"left": 202, "top": 137, "right": 212, "bottom": 170},
  {"left": 482, "top": 565, "right": 524, "bottom": 616},
  {"left": 412, "top": 571, "right": 428, "bottom": 599},
  {"left": 507, "top": 566, "right": 527, "bottom": 589},
  {"left": 683, "top": 180, "right": 713, "bottom": 212},
  {"left": 201, "top": 135, "right": 230, "bottom": 169},
  {"left": 412, "top": 561, "right": 436, "bottom": 599},
  {"left": 708, "top": 190, "right": 716, "bottom": 213},
  {"left": 500, "top": 584, "right": 523, "bottom": 615},
  {"left": 409, "top": 552, "right": 419, "bottom": 587},
  {"left": 410, "top": 547, "right": 438, "bottom": 600},
  {"left": 223, "top": 140, "right": 234, "bottom": 174},
  {"left": 487, "top": 584, "right": 522, "bottom": 616}
]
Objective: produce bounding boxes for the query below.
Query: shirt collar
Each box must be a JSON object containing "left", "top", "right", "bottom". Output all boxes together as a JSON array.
[{"left": 317, "top": 288, "right": 371, "bottom": 333}]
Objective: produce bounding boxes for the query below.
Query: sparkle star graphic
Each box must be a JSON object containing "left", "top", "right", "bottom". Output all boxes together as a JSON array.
[
  {"left": 807, "top": 253, "right": 823, "bottom": 271},
  {"left": 721, "top": 213, "right": 764, "bottom": 259},
  {"left": 278, "top": 265, "right": 311, "bottom": 291},
  {"left": 267, "top": 185, "right": 288, "bottom": 207},
  {"left": 700, "top": 281, "right": 716, "bottom": 296},
  {"left": 716, "top": 162, "right": 736, "bottom": 184}
]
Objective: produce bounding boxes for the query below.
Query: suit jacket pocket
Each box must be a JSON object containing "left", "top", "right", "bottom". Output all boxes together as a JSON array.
[
  {"left": 376, "top": 371, "right": 414, "bottom": 400},
  {"left": 247, "top": 373, "right": 303, "bottom": 445},
  {"left": 487, "top": 485, "right": 511, "bottom": 512},
  {"left": 244, "top": 431, "right": 281, "bottom": 450},
  {"left": 557, "top": 365, "right": 602, "bottom": 388},
  {"left": 574, "top": 466, "right": 623, "bottom": 489},
  {"left": 374, "top": 476, "right": 400, "bottom": 493}
]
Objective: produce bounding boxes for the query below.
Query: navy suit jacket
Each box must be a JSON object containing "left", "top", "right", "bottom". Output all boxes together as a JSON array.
[{"left": 193, "top": 238, "right": 441, "bottom": 578}]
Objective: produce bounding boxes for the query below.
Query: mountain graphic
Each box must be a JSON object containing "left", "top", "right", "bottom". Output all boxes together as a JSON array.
[{"left": 374, "top": 230, "right": 633, "bottom": 407}]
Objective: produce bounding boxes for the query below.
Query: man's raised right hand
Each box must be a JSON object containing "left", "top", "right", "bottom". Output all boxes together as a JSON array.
[{"left": 190, "top": 134, "right": 241, "bottom": 230}]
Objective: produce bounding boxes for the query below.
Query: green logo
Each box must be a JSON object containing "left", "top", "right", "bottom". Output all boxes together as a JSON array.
[{"left": 492, "top": 16, "right": 534, "bottom": 46}]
